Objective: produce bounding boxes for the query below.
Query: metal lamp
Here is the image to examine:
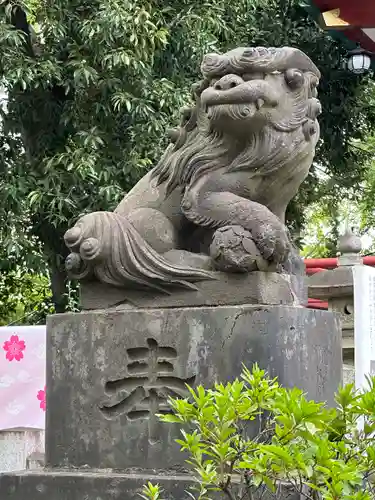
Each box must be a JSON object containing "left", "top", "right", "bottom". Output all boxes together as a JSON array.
[{"left": 347, "top": 47, "right": 373, "bottom": 74}]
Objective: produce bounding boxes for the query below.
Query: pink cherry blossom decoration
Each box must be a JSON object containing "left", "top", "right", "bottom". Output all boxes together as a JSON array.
[
  {"left": 37, "top": 386, "right": 46, "bottom": 412},
  {"left": 3, "top": 335, "right": 26, "bottom": 362}
]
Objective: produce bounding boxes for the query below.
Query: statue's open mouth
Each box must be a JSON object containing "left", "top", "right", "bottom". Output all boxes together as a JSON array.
[
  {"left": 201, "top": 79, "right": 279, "bottom": 117},
  {"left": 205, "top": 100, "right": 264, "bottom": 119},
  {"left": 205, "top": 103, "right": 257, "bottom": 120}
]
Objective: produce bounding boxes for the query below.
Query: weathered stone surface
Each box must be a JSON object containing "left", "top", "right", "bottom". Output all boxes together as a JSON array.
[
  {"left": 308, "top": 266, "right": 354, "bottom": 299},
  {"left": 308, "top": 229, "right": 361, "bottom": 372},
  {"left": 0, "top": 430, "right": 45, "bottom": 473},
  {"left": 0, "top": 470, "right": 195, "bottom": 500},
  {"left": 343, "top": 364, "right": 354, "bottom": 385},
  {"left": 0, "top": 469, "right": 301, "bottom": 500},
  {"left": 45, "top": 306, "right": 341, "bottom": 471},
  {"left": 80, "top": 272, "right": 307, "bottom": 310}
]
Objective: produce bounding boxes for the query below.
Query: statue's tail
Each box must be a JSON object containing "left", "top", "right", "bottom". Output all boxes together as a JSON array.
[{"left": 64, "top": 211, "right": 214, "bottom": 294}]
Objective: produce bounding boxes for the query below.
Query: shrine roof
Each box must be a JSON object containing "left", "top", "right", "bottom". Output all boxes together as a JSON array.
[{"left": 307, "top": 0, "right": 375, "bottom": 54}]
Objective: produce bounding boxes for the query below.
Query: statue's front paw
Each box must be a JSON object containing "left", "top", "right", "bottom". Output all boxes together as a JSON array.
[
  {"left": 252, "top": 222, "right": 291, "bottom": 265},
  {"left": 282, "top": 245, "right": 304, "bottom": 275},
  {"left": 210, "top": 225, "right": 270, "bottom": 273}
]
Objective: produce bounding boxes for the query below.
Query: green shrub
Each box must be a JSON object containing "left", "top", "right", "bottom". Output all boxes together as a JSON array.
[{"left": 142, "top": 365, "right": 375, "bottom": 500}]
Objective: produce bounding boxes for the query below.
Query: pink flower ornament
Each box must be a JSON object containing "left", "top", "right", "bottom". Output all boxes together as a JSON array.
[
  {"left": 37, "top": 386, "right": 46, "bottom": 412},
  {"left": 3, "top": 335, "right": 26, "bottom": 362}
]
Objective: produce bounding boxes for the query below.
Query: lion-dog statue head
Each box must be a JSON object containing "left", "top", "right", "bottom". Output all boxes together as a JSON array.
[{"left": 153, "top": 46, "right": 321, "bottom": 205}]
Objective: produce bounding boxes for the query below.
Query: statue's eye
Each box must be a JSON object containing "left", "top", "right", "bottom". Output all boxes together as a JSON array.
[{"left": 284, "top": 69, "right": 305, "bottom": 89}]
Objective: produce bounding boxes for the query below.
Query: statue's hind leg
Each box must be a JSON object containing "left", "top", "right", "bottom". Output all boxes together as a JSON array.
[
  {"left": 126, "top": 207, "right": 178, "bottom": 254},
  {"left": 127, "top": 208, "right": 213, "bottom": 271}
]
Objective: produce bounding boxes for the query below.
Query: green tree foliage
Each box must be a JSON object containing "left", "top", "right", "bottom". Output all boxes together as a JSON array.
[
  {"left": 301, "top": 200, "right": 340, "bottom": 258},
  {"left": 144, "top": 365, "right": 375, "bottom": 500},
  {"left": 0, "top": 0, "right": 374, "bottom": 315},
  {"left": 301, "top": 126, "right": 375, "bottom": 258},
  {"left": 0, "top": 270, "right": 53, "bottom": 325},
  {"left": 0, "top": 215, "right": 52, "bottom": 324}
]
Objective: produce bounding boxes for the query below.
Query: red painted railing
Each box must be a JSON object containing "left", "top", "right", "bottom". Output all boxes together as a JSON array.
[
  {"left": 305, "top": 256, "right": 375, "bottom": 269},
  {"left": 305, "top": 256, "right": 375, "bottom": 309}
]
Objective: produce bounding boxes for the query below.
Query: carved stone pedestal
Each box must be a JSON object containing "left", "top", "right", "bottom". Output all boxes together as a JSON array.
[{"left": 0, "top": 305, "right": 342, "bottom": 499}]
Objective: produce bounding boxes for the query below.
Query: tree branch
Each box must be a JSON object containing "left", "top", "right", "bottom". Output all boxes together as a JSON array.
[{"left": 7, "top": 3, "right": 35, "bottom": 57}]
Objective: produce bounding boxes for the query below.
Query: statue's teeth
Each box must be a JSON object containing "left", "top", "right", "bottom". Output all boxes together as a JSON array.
[{"left": 256, "top": 98, "right": 264, "bottom": 110}]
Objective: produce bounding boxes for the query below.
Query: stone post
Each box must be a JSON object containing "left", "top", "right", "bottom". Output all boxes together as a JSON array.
[{"left": 308, "top": 229, "right": 363, "bottom": 384}]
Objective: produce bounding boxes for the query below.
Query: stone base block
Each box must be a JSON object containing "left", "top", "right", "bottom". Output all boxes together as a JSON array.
[
  {"left": 0, "top": 469, "right": 195, "bottom": 500},
  {"left": 80, "top": 271, "right": 306, "bottom": 309},
  {"left": 45, "top": 306, "right": 341, "bottom": 471},
  {"left": 0, "top": 469, "right": 304, "bottom": 500}
]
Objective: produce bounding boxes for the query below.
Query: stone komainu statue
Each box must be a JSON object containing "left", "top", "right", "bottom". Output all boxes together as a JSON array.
[{"left": 64, "top": 46, "right": 321, "bottom": 296}]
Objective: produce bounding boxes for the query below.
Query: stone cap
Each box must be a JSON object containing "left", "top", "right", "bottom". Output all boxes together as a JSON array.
[
  {"left": 337, "top": 229, "right": 362, "bottom": 266},
  {"left": 308, "top": 228, "right": 362, "bottom": 300},
  {"left": 308, "top": 266, "right": 354, "bottom": 299}
]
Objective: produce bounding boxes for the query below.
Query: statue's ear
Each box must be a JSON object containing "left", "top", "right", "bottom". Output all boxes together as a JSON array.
[
  {"left": 308, "top": 75, "right": 319, "bottom": 98},
  {"left": 179, "top": 107, "right": 192, "bottom": 125},
  {"left": 167, "top": 128, "right": 180, "bottom": 144},
  {"left": 191, "top": 79, "right": 209, "bottom": 98},
  {"left": 177, "top": 105, "right": 197, "bottom": 134},
  {"left": 307, "top": 98, "right": 322, "bottom": 120}
]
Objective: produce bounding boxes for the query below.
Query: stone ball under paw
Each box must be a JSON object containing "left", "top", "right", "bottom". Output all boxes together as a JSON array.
[{"left": 210, "top": 225, "right": 269, "bottom": 273}]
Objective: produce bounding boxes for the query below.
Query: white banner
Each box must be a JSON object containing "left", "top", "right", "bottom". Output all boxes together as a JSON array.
[
  {"left": 353, "top": 265, "right": 375, "bottom": 393},
  {"left": 0, "top": 326, "right": 46, "bottom": 430}
]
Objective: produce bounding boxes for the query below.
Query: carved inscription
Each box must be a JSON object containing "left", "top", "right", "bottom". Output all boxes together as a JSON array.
[{"left": 99, "top": 338, "right": 195, "bottom": 443}]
